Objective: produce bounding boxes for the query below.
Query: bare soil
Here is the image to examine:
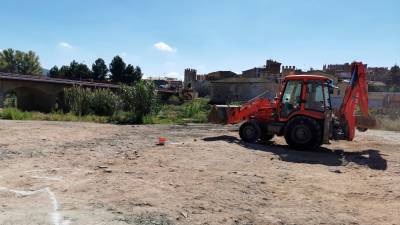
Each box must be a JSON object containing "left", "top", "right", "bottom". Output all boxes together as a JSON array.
[{"left": 0, "top": 120, "right": 399, "bottom": 225}]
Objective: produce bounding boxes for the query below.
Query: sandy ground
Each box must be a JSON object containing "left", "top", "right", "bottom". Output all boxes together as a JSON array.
[{"left": 0, "top": 120, "right": 399, "bottom": 225}]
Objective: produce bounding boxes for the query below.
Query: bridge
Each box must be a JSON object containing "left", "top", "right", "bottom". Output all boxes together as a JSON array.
[{"left": 0, "top": 72, "right": 119, "bottom": 112}]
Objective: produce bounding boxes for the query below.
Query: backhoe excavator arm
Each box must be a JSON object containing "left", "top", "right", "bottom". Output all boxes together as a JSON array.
[{"left": 338, "top": 62, "right": 374, "bottom": 141}]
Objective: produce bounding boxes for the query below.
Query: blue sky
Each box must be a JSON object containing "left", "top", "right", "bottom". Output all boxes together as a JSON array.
[{"left": 0, "top": 0, "right": 399, "bottom": 79}]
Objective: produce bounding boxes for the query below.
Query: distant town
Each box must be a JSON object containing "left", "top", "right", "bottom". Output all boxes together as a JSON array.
[{"left": 147, "top": 59, "right": 400, "bottom": 106}]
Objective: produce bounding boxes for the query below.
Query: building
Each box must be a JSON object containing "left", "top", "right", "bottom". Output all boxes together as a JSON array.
[
  {"left": 242, "top": 60, "right": 281, "bottom": 79},
  {"left": 281, "top": 66, "right": 297, "bottom": 77},
  {"left": 323, "top": 63, "right": 368, "bottom": 79},
  {"left": 184, "top": 68, "right": 197, "bottom": 88},
  {"left": 367, "top": 67, "right": 389, "bottom": 81},
  {"left": 184, "top": 69, "right": 238, "bottom": 97},
  {"left": 147, "top": 77, "right": 182, "bottom": 90},
  {"left": 206, "top": 71, "right": 237, "bottom": 81}
]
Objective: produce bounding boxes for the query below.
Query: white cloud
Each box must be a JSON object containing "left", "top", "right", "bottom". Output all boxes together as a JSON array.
[
  {"left": 58, "top": 42, "right": 73, "bottom": 49},
  {"left": 154, "top": 42, "right": 176, "bottom": 52}
]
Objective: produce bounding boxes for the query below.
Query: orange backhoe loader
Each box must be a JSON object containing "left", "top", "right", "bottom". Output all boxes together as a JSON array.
[{"left": 208, "top": 62, "right": 376, "bottom": 149}]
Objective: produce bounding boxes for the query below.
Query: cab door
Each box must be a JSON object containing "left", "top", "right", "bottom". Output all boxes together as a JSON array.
[{"left": 280, "top": 80, "right": 303, "bottom": 118}]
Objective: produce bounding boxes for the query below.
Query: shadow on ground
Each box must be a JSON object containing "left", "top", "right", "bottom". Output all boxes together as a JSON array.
[{"left": 202, "top": 135, "right": 387, "bottom": 170}]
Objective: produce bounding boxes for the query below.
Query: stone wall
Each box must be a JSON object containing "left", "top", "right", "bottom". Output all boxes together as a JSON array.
[
  {"left": 193, "top": 80, "right": 211, "bottom": 97},
  {"left": 210, "top": 78, "right": 277, "bottom": 104}
]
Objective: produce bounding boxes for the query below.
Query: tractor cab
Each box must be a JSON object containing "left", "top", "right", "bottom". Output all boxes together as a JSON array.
[{"left": 277, "top": 75, "right": 334, "bottom": 121}]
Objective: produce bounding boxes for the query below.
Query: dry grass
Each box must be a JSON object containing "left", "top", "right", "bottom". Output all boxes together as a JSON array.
[{"left": 376, "top": 117, "right": 400, "bottom": 131}]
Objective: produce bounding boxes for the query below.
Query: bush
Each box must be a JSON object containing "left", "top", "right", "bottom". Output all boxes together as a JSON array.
[
  {"left": 64, "top": 86, "right": 93, "bottom": 116},
  {"left": 119, "top": 81, "right": 159, "bottom": 123},
  {"left": 141, "top": 98, "right": 211, "bottom": 124},
  {"left": 64, "top": 86, "right": 120, "bottom": 116},
  {"left": 109, "top": 111, "right": 137, "bottom": 124},
  {"left": 166, "top": 95, "right": 181, "bottom": 105},
  {"left": 183, "top": 98, "right": 210, "bottom": 118},
  {"left": 0, "top": 107, "right": 109, "bottom": 123},
  {"left": 90, "top": 88, "right": 120, "bottom": 116},
  {"left": 0, "top": 108, "right": 32, "bottom": 120},
  {"left": 3, "top": 93, "right": 17, "bottom": 108}
]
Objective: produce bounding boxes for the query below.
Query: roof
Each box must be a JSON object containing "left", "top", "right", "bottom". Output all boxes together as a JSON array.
[
  {"left": 300, "top": 70, "right": 338, "bottom": 81},
  {"left": 284, "top": 74, "right": 331, "bottom": 81},
  {"left": 211, "top": 77, "right": 274, "bottom": 83}
]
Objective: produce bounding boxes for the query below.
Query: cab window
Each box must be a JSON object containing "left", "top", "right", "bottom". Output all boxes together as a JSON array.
[
  {"left": 281, "top": 80, "right": 302, "bottom": 117},
  {"left": 305, "top": 81, "right": 324, "bottom": 112}
]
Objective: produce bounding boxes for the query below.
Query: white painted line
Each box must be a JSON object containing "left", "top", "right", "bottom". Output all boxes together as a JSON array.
[
  {"left": 0, "top": 186, "right": 71, "bottom": 225},
  {"left": 31, "top": 175, "right": 63, "bottom": 181}
]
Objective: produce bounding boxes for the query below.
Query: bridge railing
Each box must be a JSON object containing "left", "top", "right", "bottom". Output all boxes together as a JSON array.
[{"left": 0, "top": 72, "right": 120, "bottom": 88}]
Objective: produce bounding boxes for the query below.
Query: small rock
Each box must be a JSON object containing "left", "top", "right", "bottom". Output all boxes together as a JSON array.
[
  {"left": 97, "top": 165, "right": 108, "bottom": 169},
  {"left": 329, "top": 168, "right": 342, "bottom": 173},
  {"left": 180, "top": 211, "right": 188, "bottom": 218},
  {"left": 103, "top": 169, "right": 112, "bottom": 173}
]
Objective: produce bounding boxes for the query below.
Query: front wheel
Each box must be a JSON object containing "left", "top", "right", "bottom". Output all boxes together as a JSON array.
[
  {"left": 284, "top": 116, "right": 322, "bottom": 150},
  {"left": 239, "top": 121, "right": 261, "bottom": 143}
]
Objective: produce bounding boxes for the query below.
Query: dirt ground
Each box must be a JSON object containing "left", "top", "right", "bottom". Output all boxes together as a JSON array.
[{"left": 0, "top": 120, "right": 399, "bottom": 225}]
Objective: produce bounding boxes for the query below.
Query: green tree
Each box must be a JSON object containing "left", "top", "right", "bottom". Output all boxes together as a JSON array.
[
  {"left": 123, "top": 64, "right": 136, "bottom": 84},
  {"left": 59, "top": 65, "right": 71, "bottom": 78},
  {"left": 117, "top": 64, "right": 143, "bottom": 84},
  {"left": 57, "top": 60, "right": 91, "bottom": 80},
  {"left": 0, "top": 49, "right": 16, "bottom": 73},
  {"left": 92, "top": 58, "right": 108, "bottom": 81},
  {"left": 0, "top": 48, "right": 42, "bottom": 75},
  {"left": 68, "top": 60, "right": 79, "bottom": 79},
  {"left": 109, "top": 55, "right": 126, "bottom": 83},
  {"left": 69, "top": 60, "right": 91, "bottom": 80},
  {"left": 48, "top": 66, "right": 59, "bottom": 78},
  {"left": 75, "top": 63, "right": 91, "bottom": 80},
  {"left": 389, "top": 64, "right": 400, "bottom": 86},
  {"left": 134, "top": 66, "right": 143, "bottom": 81}
]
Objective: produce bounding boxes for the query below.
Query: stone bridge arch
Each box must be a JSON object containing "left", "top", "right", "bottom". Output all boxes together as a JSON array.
[
  {"left": 0, "top": 73, "right": 120, "bottom": 112},
  {"left": 4, "top": 86, "right": 63, "bottom": 112},
  {"left": 0, "top": 81, "right": 65, "bottom": 112}
]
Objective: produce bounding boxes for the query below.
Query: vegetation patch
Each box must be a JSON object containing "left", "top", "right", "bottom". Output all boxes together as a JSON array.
[
  {"left": 0, "top": 108, "right": 109, "bottom": 123},
  {"left": 143, "top": 98, "right": 210, "bottom": 124}
]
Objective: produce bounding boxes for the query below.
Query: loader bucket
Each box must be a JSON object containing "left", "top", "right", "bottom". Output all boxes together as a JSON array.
[{"left": 208, "top": 105, "right": 240, "bottom": 124}]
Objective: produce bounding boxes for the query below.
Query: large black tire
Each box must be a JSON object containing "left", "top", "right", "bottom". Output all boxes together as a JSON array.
[
  {"left": 239, "top": 121, "right": 261, "bottom": 143},
  {"left": 284, "top": 116, "right": 322, "bottom": 150}
]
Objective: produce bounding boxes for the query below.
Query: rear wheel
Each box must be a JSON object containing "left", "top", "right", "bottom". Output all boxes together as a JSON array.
[
  {"left": 284, "top": 116, "right": 322, "bottom": 149},
  {"left": 239, "top": 121, "right": 261, "bottom": 143}
]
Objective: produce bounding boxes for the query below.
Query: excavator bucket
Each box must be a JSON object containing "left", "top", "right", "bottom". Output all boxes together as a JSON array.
[
  {"left": 356, "top": 115, "right": 377, "bottom": 130},
  {"left": 208, "top": 105, "right": 240, "bottom": 124}
]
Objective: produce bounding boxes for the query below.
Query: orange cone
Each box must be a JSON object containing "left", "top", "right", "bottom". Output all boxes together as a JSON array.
[{"left": 157, "top": 137, "right": 167, "bottom": 145}]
